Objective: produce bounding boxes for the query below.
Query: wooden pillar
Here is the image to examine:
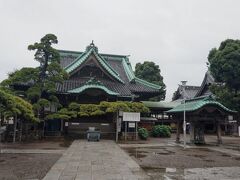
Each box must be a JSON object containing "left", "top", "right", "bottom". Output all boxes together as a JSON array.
[
  {"left": 217, "top": 121, "right": 222, "bottom": 144},
  {"left": 176, "top": 118, "right": 180, "bottom": 143},
  {"left": 189, "top": 122, "right": 195, "bottom": 144}
]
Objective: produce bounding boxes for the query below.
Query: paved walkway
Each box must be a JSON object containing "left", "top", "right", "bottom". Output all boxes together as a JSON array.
[{"left": 43, "top": 140, "right": 149, "bottom": 180}]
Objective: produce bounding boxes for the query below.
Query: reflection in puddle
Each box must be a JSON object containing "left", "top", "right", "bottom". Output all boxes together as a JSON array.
[
  {"left": 124, "top": 147, "right": 176, "bottom": 159},
  {"left": 125, "top": 148, "right": 147, "bottom": 158},
  {"left": 141, "top": 166, "right": 185, "bottom": 180}
]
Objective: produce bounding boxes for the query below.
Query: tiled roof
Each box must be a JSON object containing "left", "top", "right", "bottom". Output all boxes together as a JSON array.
[
  {"left": 172, "top": 85, "right": 200, "bottom": 101},
  {"left": 67, "top": 77, "right": 119, "bottom": 96},
  {"left": 195, "top": 70, "right": 215, "bottom": 97},
  {"left": 56, "top": 77, "right": 160, "bottom": 97},
  {"left": 68, "top": 85, "right": 119, "bottom": 96},
  {"left": 57, "top": 44, "right": 162, "bottom": 98},
  {"left": 167, "top": 96, "right": 237, "bottom": 114},
  {"left": 63, "top": 47, "right": 124, "bottom": 83}
]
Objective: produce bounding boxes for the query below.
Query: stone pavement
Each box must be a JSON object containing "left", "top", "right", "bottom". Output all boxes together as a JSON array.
[{"left": 43, "top": 140, "right": 149, "bottom": 180}]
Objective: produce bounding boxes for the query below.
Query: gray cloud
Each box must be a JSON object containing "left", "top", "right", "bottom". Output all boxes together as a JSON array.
[{"left": 0, "top": 0, "right": 240, "bottom": 100}]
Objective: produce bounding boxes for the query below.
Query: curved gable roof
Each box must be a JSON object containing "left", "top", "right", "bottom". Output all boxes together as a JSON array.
[
  {"left": 167, "top": 96, "right": 237, "bottom": 114},
  {"left": 64, "top": 46, "right": 124, "bottom": 83},
  {"left": 195, "top": 70, "right": 215, "bottom": 97}
]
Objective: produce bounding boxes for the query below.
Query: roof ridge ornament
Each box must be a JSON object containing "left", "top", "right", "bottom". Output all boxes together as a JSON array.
[
  {"left": 86, "top": 40, "right": 98, "bottom": 53},
  {"left": 86, "top": 77, "right": 103, "bottom": 86}
]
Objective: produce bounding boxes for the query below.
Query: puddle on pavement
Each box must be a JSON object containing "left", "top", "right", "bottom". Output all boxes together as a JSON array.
[
  {"left": 153, "top": 150, "right": 175, "bottom": 155},
  {"left": 195, "top": 148, "right": 214, "bottom": 152},
  {"left": 125, "top": 148, "right": 147, "bottom": 158},
  {"left": 123, "top": 146, "right": 240, "bottom": 179},
  {"left": 191, "top": 154, "right": 205, "bottom": 158},
  {"left": 141, "top": 166, "right": 185, "bottom": 179},
  {"left": 221, "top": 154, "right": 231, "bottom": 157},
  {"left": 204, "top": 159, "right": 215, "bottom": 162},
  {"left": 235, "top": 157, "right": 240, "bottom": 161},
  {"left": 124, "top": 147, "right": 176, "bottom": 159}
]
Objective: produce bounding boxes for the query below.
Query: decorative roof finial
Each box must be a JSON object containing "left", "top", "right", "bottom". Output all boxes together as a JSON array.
[{"left": 86, "top": 40, "right": 98, "bottom": 52}]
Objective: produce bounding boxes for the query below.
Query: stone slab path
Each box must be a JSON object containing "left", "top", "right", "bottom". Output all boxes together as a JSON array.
[{"left": 43, "top": 140, "right": 149, "bottom": 180}]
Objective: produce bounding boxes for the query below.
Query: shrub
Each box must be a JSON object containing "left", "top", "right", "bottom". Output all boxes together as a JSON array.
[
  {"left": 151, "top": 125, "right": 171, "bottom": 137},
  {"left": 138, "top": 127, "right": 149, "bottom": 140}
]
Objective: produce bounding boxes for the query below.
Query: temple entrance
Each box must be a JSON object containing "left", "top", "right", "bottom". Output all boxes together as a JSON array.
[{"left": 65, "top": 114, "right": 116, "bottom": 139}]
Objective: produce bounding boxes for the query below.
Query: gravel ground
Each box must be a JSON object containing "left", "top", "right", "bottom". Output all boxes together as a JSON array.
[
  {"left": 0, "top": 138, "right": 72, "bottom": 150},
  {"left": 0, "top": 138, "right": 71, "bottom": 180},
  {"left": 123, "top": 146, "right": 240, "bottom": 169},
  {"left": 0, "top": 153, "right": 61, "bottom": 180}
]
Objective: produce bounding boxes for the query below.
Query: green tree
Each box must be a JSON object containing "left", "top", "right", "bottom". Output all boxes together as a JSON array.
[
  {"left": 1, "top": 34, "right": 68, "bottom": 120},
  {"left": 28, "top": 34, "right": 68, "bottom": 102},
  {"left": 0, "top": 89, "right": 37, "bottom": 142},
  {"left": 1, "top": 67, "right": 39, "bottom": 96},
  {"left": 208, "top": 39, "right": 240, "bottom": 112},
  {"left": 135, "top": 61, "right": 166, "bottom": 101}
]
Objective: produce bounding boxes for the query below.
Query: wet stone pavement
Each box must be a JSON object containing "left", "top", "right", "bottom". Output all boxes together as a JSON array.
[
  {"left": 122, "top": 144, "right": 240, "bottom": 180},
  {"left": 43, "top": 140, "right": 149, "bottom": 180}
]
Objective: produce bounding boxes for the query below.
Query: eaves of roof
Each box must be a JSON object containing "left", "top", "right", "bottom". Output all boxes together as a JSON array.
[
  {"left": 142, "top": 101, "right": 180, "bottom": 109},
  {"left": 67, "top": 84, "right": 119, "bottom": 96},
  {"left": 122, "top": 57, "right": 135, "bottom": 82},
  {"left": 167, "top": 96, "right": 237, "bottom": 114},
  {"left": 135, "top": 77, "right": 161, "bottom": 90}
]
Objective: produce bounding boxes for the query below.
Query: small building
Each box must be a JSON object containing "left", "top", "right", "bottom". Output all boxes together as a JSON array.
[
  {"left": 167, "top": 95, "right": 237, "bottom": 144},
  {"left": 167, "top": 71, "right": 238, "bottom": 144}
]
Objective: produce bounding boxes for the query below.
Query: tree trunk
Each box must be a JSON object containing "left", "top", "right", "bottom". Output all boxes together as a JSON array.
[
  {"left": 19, "top": 120, "right": 23, "bottom": 142},
  {"left": 13, "top": 115, "right": 17, "bottom": 143}
]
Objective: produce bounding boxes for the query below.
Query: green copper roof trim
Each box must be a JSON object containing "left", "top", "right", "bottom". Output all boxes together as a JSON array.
[
  {"left": 121, "top": 56, "right": 161, "bottom": 90},
  {"left": 64, "top": 49, "right": 91, "bottom": 73},
  {"left": 92, "top": 51, "right": 121, "bottom": 77},
  {"left": 122, "top": 57, "right": 135, "bottom": 81},
  {"left": 92, "top": 50, "right": 124, "bottom": 83},
  {"left": 68, "top": 84, "right": 119, "bottom": 96},
  {"left": 142, "top": 101, "right": 181, "bottom": 109},
  {"left": 167, "top": 96, "right": 237, "bottom": 114},
  {"left": 135, "top": 77, "right": 161, "bottom": 90},
  {"left": 58, "top": 50, "right": 82, "bottom": 57},
  {"left": 59, "top": 49, "right": 128, "bottom": 61},
  {"left": 64, "top": 47, "right": 124, "bottom": 84}
]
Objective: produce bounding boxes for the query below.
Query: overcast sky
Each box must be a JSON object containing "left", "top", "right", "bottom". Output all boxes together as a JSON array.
[{"left": 0, "top": 0, "right": 240, "bottom": 101}]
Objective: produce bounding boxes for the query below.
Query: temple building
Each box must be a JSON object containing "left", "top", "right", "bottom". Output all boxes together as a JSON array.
[
  {"left": 56, "top": 42, "right": 161, "bottom": 105},
  {"left": 46, "top": 42, "right": 163, "bottom": 138},
  {"left": 167, "top": 71, "right": 238, "bottom": 144}
]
